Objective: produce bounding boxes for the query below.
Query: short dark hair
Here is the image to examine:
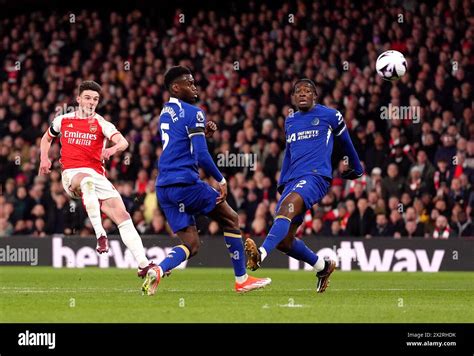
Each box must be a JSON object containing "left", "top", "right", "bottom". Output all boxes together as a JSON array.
[
  {"left": 292, "top": 78, "right": 318, "bottom": 96},
  {"left": 164, "top": 66, "right": 192, "bottom": 90},
  {"left": 78, "top": 81, "right": 102, "bottom": 96}
]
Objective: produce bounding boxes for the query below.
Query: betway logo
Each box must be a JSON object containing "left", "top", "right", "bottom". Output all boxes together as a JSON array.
[
  {"left": 52, "top": 237, "right": 187, "bottom": 269},
  {"left": 289, "top": 241, "right": 445, "bottom": 272}
]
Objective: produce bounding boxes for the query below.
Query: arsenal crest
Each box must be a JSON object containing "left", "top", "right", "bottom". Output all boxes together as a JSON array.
[{"left": 90, "top": 124, "right": 98, "bottom": 133}]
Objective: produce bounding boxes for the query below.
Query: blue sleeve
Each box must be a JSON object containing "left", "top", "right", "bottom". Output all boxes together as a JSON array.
[
  {"left": 190, "top": 134, "right": 224, "bottom": 182},
  {"left": 188, "top": 108, "right": 207, "bottom": 132},
  {"left": 329, "top": 109, "right": 363, "bottom": 174},
  {"left": 187, "top": 109, "right": 223, "bottom": 182},
  {"left": 337, "top": 128, "right": 363, "bottom": 174},
  {"left": 330, "top": 109, "right": 346, "bottom": 136}
]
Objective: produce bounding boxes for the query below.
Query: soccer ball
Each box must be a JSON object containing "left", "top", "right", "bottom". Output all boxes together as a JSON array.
[{"left": 376, "top": 50, "right": 407, "bottom": 81}]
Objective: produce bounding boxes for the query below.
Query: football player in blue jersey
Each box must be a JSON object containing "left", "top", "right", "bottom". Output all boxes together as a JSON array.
[
  {"left": 244, "top": 78, "right": 364, "bottom": 293},
  {"left": 142, "top": 66, "right": 271, "bottom": 295}
]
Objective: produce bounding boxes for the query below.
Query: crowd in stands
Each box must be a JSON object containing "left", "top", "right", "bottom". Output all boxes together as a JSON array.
[{"left": 0, "top": 0, "right": 472, "bottom": 239}]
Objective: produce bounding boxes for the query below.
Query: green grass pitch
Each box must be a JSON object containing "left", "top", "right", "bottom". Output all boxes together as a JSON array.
[{"left": 1, "top": 267, "right": 472, "bottom": 323}]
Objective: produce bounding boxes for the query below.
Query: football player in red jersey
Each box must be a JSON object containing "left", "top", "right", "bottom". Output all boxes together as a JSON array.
[{"left": 39, "top": 81, "right": 157, "bottom": 282}]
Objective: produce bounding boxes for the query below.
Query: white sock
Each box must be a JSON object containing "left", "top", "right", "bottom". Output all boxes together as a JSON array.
[
  {"left": 313, "top": 257, "right": 325, "bottom": 272},
  {"left": 235, "top": 274, "right": 248, "bottom": 284},
  {"left": 117, "top": 219, "right": 149, "bottom": 268},
  {"left": 258, "top": 247, "right": 268, "bottom": 262},
  {"left": 80, "top": 177, "right": 106, "bottom": 239}
]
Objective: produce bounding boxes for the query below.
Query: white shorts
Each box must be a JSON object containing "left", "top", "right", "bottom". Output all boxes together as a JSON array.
[{"left": 61, "top": 167, "right": 121, "bottom": 200}]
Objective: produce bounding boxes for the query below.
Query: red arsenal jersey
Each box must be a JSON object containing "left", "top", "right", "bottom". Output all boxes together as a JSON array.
[{"left": 48, "top": 112, "right": 119, "bottom": 175}]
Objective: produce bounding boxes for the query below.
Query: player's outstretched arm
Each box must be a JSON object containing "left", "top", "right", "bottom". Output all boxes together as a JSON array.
[
  {"left": 39, "top": 131, "right": 54, "bottom": 175},
  {"left": 337, "top": 129, "right": 364, "bottom": 180},
  {"left": 101, "top": 133, "right": 129, "bottom": 160}
]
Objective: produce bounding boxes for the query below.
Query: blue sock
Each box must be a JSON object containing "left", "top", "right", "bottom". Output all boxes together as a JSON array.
[
  {"left": 159, "top": 245, "right": 189, "bottom": 273},
  {"left": 261, "top": 215, "right": 292, "bottom": 256},
  {"left": 286, "top": 238, "right": 318, "bottom": 266},
  {"left": 224, "top": 230, "right": 246, "bottom": 277}
]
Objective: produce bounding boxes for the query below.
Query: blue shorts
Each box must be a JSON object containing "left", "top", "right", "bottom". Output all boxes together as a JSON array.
[
  {"left": 275, "top": 175, "right": 331, "bottom": 225},
  {"left": 156, "top": 180, "right": 219, "bottom": 233}
]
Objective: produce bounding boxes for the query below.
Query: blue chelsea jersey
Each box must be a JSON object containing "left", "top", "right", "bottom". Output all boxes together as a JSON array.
[
  {"left": 156, "top": 97, "right": 207, "bottom": 187},
  {"left": 280, "top": 104, "right": 346, "bottom": 185}
]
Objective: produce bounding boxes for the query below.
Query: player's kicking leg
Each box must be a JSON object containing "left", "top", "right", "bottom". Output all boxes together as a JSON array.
[
  {"left": 100, "top": 197, "right": 155, "bottom": 277},
  {"left": 208, "top": 202, "right": 271, "bottom": 293},
  {"left": 70, "top": 170, "right": 156, "bottom": 280},
  {"left": 244, "top": 192, "right": 305, "bottom": 271},
  {"left": 244, "top": 191, "right": 336, "bottom": 293},
  {"left": 69, "top": 173, "right": 109, "bottom": 253}
]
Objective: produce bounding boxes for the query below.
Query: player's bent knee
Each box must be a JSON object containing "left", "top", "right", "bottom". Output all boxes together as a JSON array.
[
  {"left": 79, "top": 176, "right": 95, "bottom": 193},
  {"left": 117, "top": 211, "right": 131, "bottom": 224},
  {"left": 80, "top": 178, "right": 99, "bottom": 213},
  {"left": 187, "top": 240, "right": 200, "bottom": 257},
  {"left": 276, "top": 207, "right": 293, "bottom": 220}
]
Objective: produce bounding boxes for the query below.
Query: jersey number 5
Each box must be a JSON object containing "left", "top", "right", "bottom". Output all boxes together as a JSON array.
[{"left": 161, "top": 123, "right": 170, "bottom": 150}]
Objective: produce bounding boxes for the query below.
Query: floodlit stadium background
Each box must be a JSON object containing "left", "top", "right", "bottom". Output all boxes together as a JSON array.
[{"left": 0, "top": 0, "right": 472, "bottom": 245}]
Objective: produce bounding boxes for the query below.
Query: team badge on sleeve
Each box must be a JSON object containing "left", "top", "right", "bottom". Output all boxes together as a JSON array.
[{"left": 196, "top": 111, "right": 205, "bottom": 122}]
